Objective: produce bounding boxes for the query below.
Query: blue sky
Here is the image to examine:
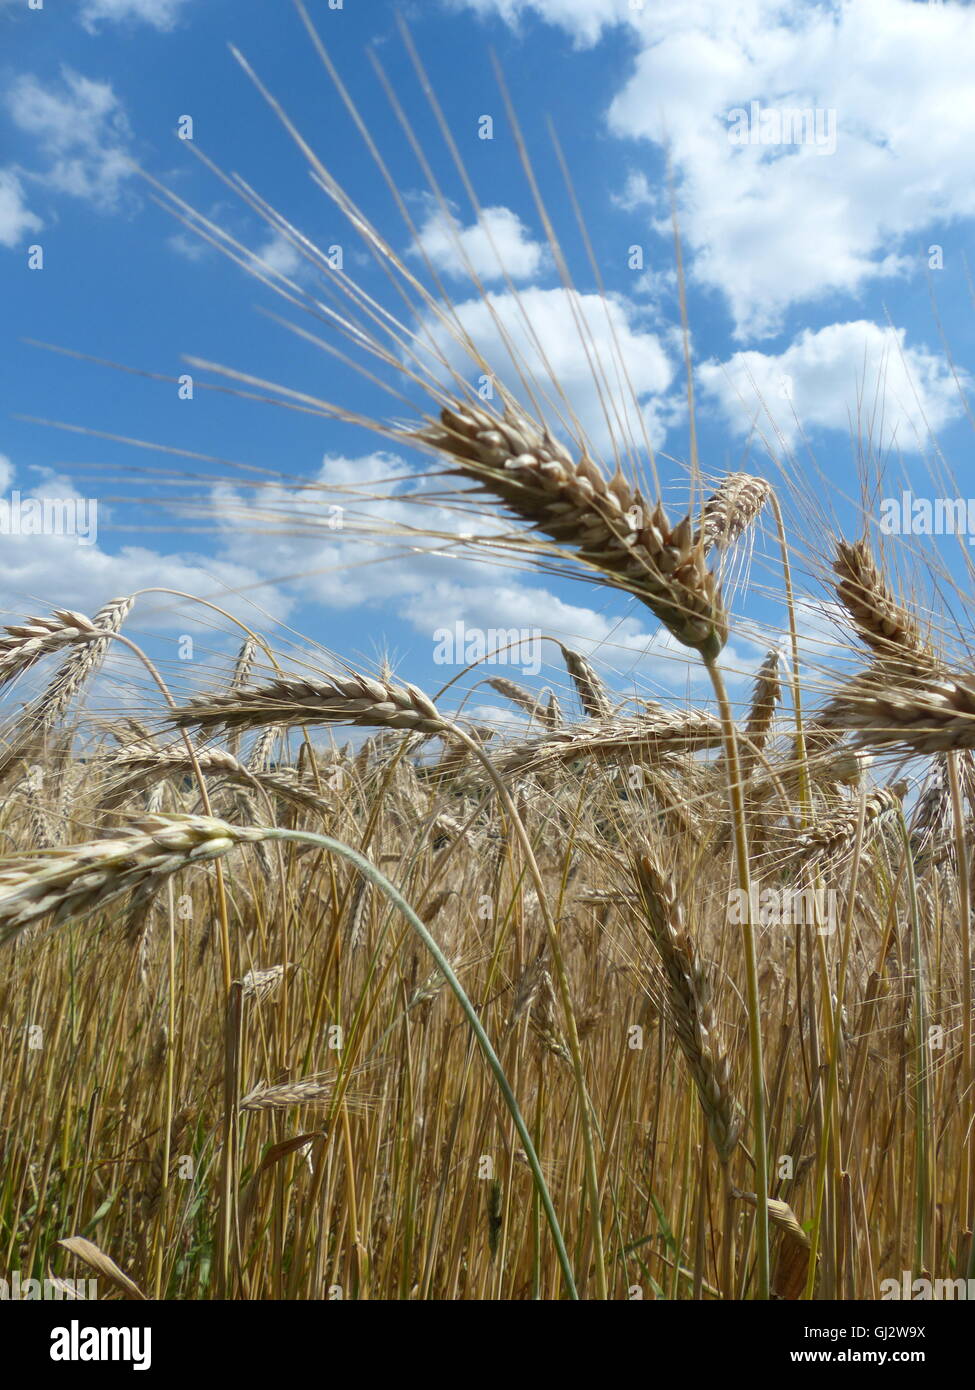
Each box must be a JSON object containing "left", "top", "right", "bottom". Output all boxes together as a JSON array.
[{"left": 2, "top": 0, "right": 973, "bottom": 718}]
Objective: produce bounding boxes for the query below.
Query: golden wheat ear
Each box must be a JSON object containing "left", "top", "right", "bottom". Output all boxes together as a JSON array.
[
  {"left": 421, "top": 399, "right": 728, "bottom": 659},
  {"left": 0, "top": 816, "right": 263, "bottom": 947},
  {"left": 833, "top": 537, "right": 929, "bottom": 660},
  {"left": 170, "top": 672, "right": 447, "bottom": 737},
  {"left": 823, "top": 665, "right": 975, "bottom": 756},
  {"left": 632, "top": 850, "right": 742, "bottom": 1166}
]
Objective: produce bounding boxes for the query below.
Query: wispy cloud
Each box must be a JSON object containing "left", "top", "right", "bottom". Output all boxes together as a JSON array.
[
  {"left": 0, "top": 168, "right": 42, "bottom": 248},
  {"left": 5, "top": 68, "right": 134, "bottom": 212},
  {"left": 78, "top": 0, "right": 189, "bottom": 33}
]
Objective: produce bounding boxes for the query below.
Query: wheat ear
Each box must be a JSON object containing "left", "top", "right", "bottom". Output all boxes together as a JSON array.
[
  {"left": 632, "top": 851, "right": 742, "bottom": 1165},
  {"left": 772, "top": 783, "right": 906, "bottom": 872},
  {"left": 0, "top": 815, "right": 262, "bottom": 946},
  {"left": 833, "top": 539, "right": 928, "bottom": 659},
  {"left": 171, "top": 673, "right": 446, "bottom": 736},
  {"left": 33, "top": 596, "right": 135, "bottom": 726},
  {"left": 0, "top": 609, "right": 104, "bottom": 687},
  {"left": 695, "top": 473, "right": 771, "bottom": 552},
  {"left": 420, "top": 397, "right": 727, "bottom": 659},
  {"left": 557, "top": 643, "right": 612, "bottom": 720},
  {"left": 823, "top": 667, "right": 975, "bottom": 756},
  {"left": 740, "top": 648, "right": 782, "bottom": 777},
  {"left": 497, "top": 709, "right": 723, "bottom": 778}
]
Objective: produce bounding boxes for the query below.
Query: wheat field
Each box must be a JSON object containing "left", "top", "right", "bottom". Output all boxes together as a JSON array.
[{"left": 2, "top": 1, "right": 974, "bottom": 1304}]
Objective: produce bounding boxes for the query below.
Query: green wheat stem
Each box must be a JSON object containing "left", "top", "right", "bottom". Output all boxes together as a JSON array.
[{"left": 257, "top": 825, "right": 579, "bottom": 1300}]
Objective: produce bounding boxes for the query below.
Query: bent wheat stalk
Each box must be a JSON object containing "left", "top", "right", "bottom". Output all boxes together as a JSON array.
[
  {"left": 0, "top": 814, "right": 578, "bottom": 1300},
  {"left": 703, "top": 651, "right": 770, "bottom": 1299},
  {"left": 172, "top": 666, "right": 607, "bottom": 1295}
]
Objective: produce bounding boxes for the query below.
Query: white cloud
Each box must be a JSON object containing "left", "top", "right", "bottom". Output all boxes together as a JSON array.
[
  {"left": 0, "top": 531, "right": 287, "bottom": 635},
  {"left": 248, "top": 230, "right": 304, "bottom": 280},
  {"left": 0, "top": 444, "right": 758, "bottom": 698},
  {"left": 5, "top": 69, "right": 133, "bottom": 212},
  {"left": 210, "top": 450, "right": 512, "bottom": 612},
  {"left": 403, "top": 576, "right": 758, "bottom": 688},
  {"left": 208, "top": 449, "right": 759, "bottom": 691},
  {"left": 410, "top": 205, "right": 546, "bottom": 283},
  {"left": 78, "top": 0, "right": 188, "bottom": 32},
  {"left": 417, "top": 285, "right": 674, "bottom": 455},
  {"left": 445, "top": 0, "right": 626, "bottom": 47},
  {"left": 0, "top": 169, "right": 42, "bottom": 248},
  {"left": 698, "top": 320, "right": 967, "bottom": 453},
  {"left": 167, "top": 231, "right": 207, "bottom": 262},
  {"left": 452, "top": 0, "right": 975, "bottom": 339},
  {"left": 0, "top": 456, "right": 291, "bottom": 635},
  {"left": 466, "top": 701, "right": 531, "bottom": 732}
]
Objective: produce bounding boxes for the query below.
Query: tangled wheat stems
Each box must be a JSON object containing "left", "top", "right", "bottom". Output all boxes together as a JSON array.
[
  {"left": 34, "top": 6, "right": 871, "bottom": 1294},
  {"left": 830, "top": 535, "right": 975, "bottom": 1276},
  {"left": 172, "top": 669, "right": 605, "bottom": 1297},
  {"left": 0, "top": 813, "right": 577, "bottom": 1298}
]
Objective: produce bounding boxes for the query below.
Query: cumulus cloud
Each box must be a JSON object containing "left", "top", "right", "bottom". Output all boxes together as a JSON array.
[
  {"left": 5, "top": 69, "right": 134, "bottom": 212},
  {"left": 167, "top": 231, "right": 207, "bottom": 262},
  {"left": 410, "top": 205, "right": 547, "bottom": 283},
  {"left": 210, "top": 450, "right": 512, "bottom": 612},
  {"left": 0, "top": 457, "right": 292, "bottom": 634},
  {"left": 416, "top": 285, "right": 675, "bottom": 454},
  {"left": 0, "top": 441, "right": 757, "bottom": 698},
  {"left": 0, "top": 169, "right": 42, "bottom": 248},
  {"left": 451, "top": 0, "right": 975, "bottom": 339},
  {"left": 697, "top": 321, "right": 967, "bottom": 452},
  {"left": 208, "top": 449, "right": 759, "bottom": 691},
  {"left": 404, "top": 575, "right": 760, "bottom": 690}
]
